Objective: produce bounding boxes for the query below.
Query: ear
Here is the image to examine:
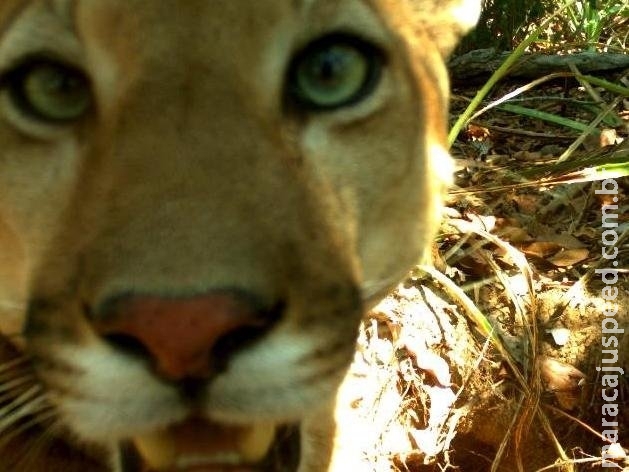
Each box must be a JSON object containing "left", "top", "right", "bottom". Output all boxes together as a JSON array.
[
  {"left": 410, "top": 0, "right": 482, "bottom": 56},
  {"left": 445, "top": 0, "right": 483, "bottom": 35}
]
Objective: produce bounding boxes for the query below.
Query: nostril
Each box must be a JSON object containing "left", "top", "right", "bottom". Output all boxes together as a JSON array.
[
  {"left": 103, "top": 333, "right": 153, "bottom": 361},
  {"left": 93, "top": 291, "right": 280, "bottom": 382},
  {"left": 211, "top": 301, "right": 284, "bottom": 371},
  {"left": 212, "top": 325, "right": 268, "bottom": 362}
]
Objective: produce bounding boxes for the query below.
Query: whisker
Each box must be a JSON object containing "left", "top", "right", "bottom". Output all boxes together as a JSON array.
[
  {"left": 0, "top": 374, "right": 37, "bottom": 397},
  {"left": 0, "top": 356, "right": 30, "bottom": 377},
  {"left": 0, "top": 395, "right": 50, "bottom": 422},
  {"left": 2, "top": 384, "right": 44, "bottom": 410},
  {"left": 0, "top": 407, "right": 57, "bottom": 449},
  {"left": 0, "top": 301, "right": 25, "bottom": 310},
  {"left": 32, "top": 417, "right": 81, "bottom": 471},
  {"left": 9, "top": 418, "right": 59, "bottom": 472},
  {"left": 0, "top": 386, "right": 47, "bottom": 433}
]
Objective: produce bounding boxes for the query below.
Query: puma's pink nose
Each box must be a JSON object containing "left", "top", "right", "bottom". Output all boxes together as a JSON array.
[{"left": 94, "top": 293, "right": 273, "bottom": 381}]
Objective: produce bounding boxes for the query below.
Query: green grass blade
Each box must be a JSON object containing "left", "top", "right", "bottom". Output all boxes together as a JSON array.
[
  {"left": 448, "top": 1, "right": 578, "bottom": 147},
  {"left": 499, "top": 103, "right": 596, "bottom": 133}
]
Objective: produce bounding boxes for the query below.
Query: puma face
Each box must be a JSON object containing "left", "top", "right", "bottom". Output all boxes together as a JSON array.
[{"left": 0, "top": 0, "right": 480, "bottom": 470}]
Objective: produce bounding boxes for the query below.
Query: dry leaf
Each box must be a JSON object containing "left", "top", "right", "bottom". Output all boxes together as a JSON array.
[
  {"left": 546, "top": 327, "right": 571, "bottom": 346},
  {"left": 539, "top": 233, "right": 586, "bottom": 249},
  {"left": 548, "top": 248, "right": 589, "bottom": 267},
  {"left": 458, "top": 250, "right": 490, "bottom": 277},
  {"left": 468, "top": 213, "right": 497, "bottom": 232},
  {"left": 522, "top": 241, "right": 562, "bottom": 258},
  {"left": 408, "top": 386, "right": 456, "bottom": 457},
  {"left": 510, "top": 194, "right": 540, "bottom": 214},
  {"left": 538, "top": 356, "right": 586, "bottom": 410},
  {"left": 403, "top": 336, "right": 451, "bottom": 387},
  {"left": 497, "top": 226, "right": 532, "bottom": 243},
  {"left": 600, "top": 128, "right": 618, "bottom": 147}
]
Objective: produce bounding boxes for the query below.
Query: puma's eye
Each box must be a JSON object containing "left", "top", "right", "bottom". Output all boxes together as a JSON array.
[
  {"left": 4, "top": 59, "right": 92, "bottom": 123},
  {"left": 287, "top": 34, "right": 383, "bottom": 111}
]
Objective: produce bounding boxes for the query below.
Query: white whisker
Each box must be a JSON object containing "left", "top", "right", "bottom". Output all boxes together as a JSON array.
[
  {"left": 0, "top": 301, "right": 25, "bottom": 311},
  {"left": 0, "top": 356, "right": 29, "bottom": 376},
  {"left": 0, "top": 407, "right": 57, "bottom": 448},
  {"left": 0, "top": 386, "right": 47, "bottom": 433},
  {"left": 0, "top": 375, "right": 37, "bottom": 397}
]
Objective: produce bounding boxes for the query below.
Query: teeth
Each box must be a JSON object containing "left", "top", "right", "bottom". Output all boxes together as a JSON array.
[
  {"left": 176, "top": 453, "right": 241, "bottom": 469},
  {"left": 133, "top": 431, "right": 176, "bottom": 470},
  {"left": 132, "top": 422, "right": 276, "bottom": 469},
  {"left": 239, "top": 423, "right": 276, "bottom": 462}
]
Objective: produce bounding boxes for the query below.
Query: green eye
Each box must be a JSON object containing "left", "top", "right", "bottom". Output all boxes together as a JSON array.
[
  {"left": 288, "top": 35, "right": 383, "bottom": 110},
  {"left": 6, "top": 59, "right": 92, "bottom": 123}
]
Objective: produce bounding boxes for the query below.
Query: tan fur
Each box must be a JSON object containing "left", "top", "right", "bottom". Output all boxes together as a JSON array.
[{"left": 0, "top": 1, "right": 479, "bottom": 470}]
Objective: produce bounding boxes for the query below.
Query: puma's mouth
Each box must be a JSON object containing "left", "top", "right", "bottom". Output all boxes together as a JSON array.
[{"left": 122, "top": 419, "right": 300, "bottom": 472}]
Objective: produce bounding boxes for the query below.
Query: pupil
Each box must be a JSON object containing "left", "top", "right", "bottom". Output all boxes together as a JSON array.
[
  {"left": 317, "top": 50, "right": 344, "bottom": 84},
  {"left": 40, "top": 67, "right": 82, "bottom": 99},
  {"left": 320, "top": 57, "right": 336, "bottom": 80},
  {"left": 53, "top": 73, "right": 75, "bottom": 94}
]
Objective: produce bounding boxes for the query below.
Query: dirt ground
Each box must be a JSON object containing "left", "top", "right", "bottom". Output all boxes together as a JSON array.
[{"left": 336, "top": 73, "right": 629, "bottom": 471}]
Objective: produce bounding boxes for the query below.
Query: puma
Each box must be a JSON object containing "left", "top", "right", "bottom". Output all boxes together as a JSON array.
[{"left": 0, "top": 1, "right": 479, "bottom": 470}]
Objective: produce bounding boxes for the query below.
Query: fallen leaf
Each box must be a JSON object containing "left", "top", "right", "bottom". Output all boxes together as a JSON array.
[
  {"left": 522, "top": 241, "right": 562, "bottom": 258},
  {"left": 538, "top": 356, "right": 586, "bottom": 410},
  {"left": 538, "top": 233, "right": 586, "bottom": 249},
  {"left": 403, "top": 336, "right": 452, "bottom": 387},
  {"left": 510, "top": 194, "right": 540, "bottom": 214},
  {"left": 548, "top": 248, "right": 589, "bottom": 267},
  {"left": 497, "top": 226, "right": 532, "bottom": 243},
  {"left": 546, "top": 327, "right": 571, "bottom": 346}
]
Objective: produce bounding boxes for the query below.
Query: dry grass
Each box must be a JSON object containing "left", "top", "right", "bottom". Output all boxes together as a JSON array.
[{"left": 338, "top": 163, "right": 628, "bottom": 470}]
